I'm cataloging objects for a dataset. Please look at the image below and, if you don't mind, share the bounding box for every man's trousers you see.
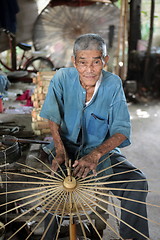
[107,153,149,239]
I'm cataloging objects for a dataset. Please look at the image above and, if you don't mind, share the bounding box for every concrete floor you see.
[122,100,160,240]
[0,82,160,239]
[104,100,160,240]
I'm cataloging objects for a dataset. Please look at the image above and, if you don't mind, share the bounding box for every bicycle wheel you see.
[25,56,54,73]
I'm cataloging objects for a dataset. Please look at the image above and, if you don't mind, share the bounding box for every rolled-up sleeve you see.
[109,100,131,148]
[108,82,131,148]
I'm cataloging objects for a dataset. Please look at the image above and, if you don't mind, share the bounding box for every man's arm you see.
[73,133,126,178]
[48,120,68,173]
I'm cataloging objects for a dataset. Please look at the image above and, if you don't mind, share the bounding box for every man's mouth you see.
[84,75,96,78]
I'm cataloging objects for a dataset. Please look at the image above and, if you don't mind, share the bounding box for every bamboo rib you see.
[97,152,114,166]
[55,192,69,240]
[2,171,61,183]
[79,187,160,226]
[76,153,124,182]
[1,155,159,240]
[7,189,63,240]
[0,178,145,190]
[1,187,63,231]
[110,185,159,193]
[0,185,63,219]
[96,178,149,185]
[30,155,64,180]
[0,163,9,168]
[26,191,67,240]
[79,186,160,208]
[29,155,51,171]
[26,192,66,239]
[48,149,67,179]
[0,185,57,208]
[0,180,61,185]
[110,195,120,228]
[73,191,103,240]
[41,191,67,240]
[78,167,145,184]
[79,185,152,193]
[77,189,150,240]
[72,191,86,239]
[76,189,123,240]
[96,158,127,176]
[16,162,64,181]
[0,184,55,196]
[72,191,92,239]
[69,192,72,216]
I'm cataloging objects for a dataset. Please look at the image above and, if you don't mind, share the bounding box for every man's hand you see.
[72,151,101,178]
[51,151,68,175]
[48,120,68,175]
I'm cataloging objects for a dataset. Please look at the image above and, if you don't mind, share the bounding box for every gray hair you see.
[73,33,107,58]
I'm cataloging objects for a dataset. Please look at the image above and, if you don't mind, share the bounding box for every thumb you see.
[72,160,79,167]
[92,169,97,176]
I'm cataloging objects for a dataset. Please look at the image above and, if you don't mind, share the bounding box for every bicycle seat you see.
[17,43,32,51]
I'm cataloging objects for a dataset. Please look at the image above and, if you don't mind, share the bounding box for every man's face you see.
[72,50,109,87]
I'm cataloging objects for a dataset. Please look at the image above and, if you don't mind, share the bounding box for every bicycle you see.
[0,29,54,77]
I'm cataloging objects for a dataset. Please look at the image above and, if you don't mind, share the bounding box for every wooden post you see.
[115,0,123,76]
[127,0,142,80]
[143,0,155,87]
[121,0,129,80]
[11,35,17,70]
[69,221,77,240]
[115,0,129,80]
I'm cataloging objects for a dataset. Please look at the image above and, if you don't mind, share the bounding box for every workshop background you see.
[0,0,160,239]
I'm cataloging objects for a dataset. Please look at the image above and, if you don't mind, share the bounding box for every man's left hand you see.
[72,152,101,178]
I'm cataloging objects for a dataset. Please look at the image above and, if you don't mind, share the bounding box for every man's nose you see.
[86,64,94,71]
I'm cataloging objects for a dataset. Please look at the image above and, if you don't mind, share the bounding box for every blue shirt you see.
[40,67,131,158]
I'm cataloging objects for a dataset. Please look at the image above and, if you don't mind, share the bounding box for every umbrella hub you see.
[63,176,77,191]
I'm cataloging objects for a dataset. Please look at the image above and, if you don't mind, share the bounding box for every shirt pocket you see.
[87,113,109,139]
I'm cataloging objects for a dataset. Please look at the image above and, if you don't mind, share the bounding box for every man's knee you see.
[133,170,148,191]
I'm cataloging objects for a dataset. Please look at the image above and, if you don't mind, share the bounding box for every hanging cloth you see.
[0,0,19,33]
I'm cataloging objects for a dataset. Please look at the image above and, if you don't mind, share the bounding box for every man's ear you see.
[71,56,76,67]
[103,55,109,65]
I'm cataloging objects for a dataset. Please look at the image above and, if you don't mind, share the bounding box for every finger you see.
[77,166,85,178]
[82,167,90,178]
[92,169,97,176]
[73,165,81,176]
[72,160,79,167]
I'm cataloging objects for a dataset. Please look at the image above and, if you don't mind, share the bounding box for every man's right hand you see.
[51,152,68,175]
[48,120,68,175]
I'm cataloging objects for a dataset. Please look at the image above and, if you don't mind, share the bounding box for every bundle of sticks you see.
[31,71,55,135]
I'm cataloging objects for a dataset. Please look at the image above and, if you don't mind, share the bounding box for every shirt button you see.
[83,91,85,94]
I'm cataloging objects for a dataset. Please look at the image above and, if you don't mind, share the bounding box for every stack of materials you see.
[31,71,55,135]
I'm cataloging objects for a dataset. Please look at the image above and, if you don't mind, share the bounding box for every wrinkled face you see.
[72,50,109,87]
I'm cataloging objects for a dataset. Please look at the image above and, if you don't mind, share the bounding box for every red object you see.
[16,89,33,106]
[0,97,3,113]
[16,89,30,100]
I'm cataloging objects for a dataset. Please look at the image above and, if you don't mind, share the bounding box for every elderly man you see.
[40,33,149,240]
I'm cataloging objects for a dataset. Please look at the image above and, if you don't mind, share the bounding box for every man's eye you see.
[79,61,86,65]
[93,60,101,65]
